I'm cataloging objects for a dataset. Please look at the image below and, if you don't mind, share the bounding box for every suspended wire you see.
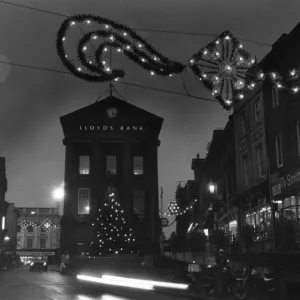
[0,59,217,103]
[0,0,272,47]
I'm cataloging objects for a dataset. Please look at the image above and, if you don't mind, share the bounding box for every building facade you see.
[261,23,300,249]
[2,203,20,254]
[0,157,8,250]
[233,83,271,249]
[205,116,238,241]
[60,96,163,255]
[16,207,60,264]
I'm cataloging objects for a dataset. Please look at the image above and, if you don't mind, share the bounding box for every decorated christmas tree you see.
[91,183,138,255]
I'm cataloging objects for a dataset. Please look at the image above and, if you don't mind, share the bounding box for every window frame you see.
[272,86,279,108]
[40,238,46,249]
[240,112,246,135]
[78,188,91,215]
[79,155,90,175]
[253,96,261,123]
[106,155,117,175]
[132,188,146,217]
[27,238,33,249]
[133,156,144,176]
[256,143,265,178]
[275,134,283,168]
[297,121,300,157]
[242,154,249,186]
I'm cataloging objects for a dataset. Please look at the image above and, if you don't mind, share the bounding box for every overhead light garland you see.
[188,30,260,110]
[19,219,60,230]
[164,199,199,217]
[56,14,185,83]
[56,15,300,111]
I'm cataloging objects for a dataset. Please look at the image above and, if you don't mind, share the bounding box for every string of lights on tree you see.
[56,14,300,111]
[89,186,137,256]
[163,199,199,217]
[20,219,60,230]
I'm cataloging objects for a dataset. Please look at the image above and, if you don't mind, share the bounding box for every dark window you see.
[133,156,144,175]
[79,156,90,175]
[27,226,33,233]
[272,86,279,108]
[133,189,145,215]
[106,155,117,175]
[41,226,46,233]
[40,239,46,249]
[27,239,33,249]
[275,134,283,167]
[240,112,246,135]
[78,188,90,215]
[242,154,249,186]
[17,225,21,232]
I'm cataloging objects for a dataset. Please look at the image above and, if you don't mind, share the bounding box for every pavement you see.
[0,265,214,300]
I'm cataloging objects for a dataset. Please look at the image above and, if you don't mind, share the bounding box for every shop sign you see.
[17,251,55,256]
[79,125,144,132]
[280,169,300,190]
[272,183,282,196]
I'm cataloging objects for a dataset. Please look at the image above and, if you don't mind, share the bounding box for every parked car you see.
[29,259,48,271]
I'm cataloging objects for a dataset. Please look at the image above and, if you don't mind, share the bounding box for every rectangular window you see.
[79,156,90,175]
[17,225,21,232]
[27,226,33,233]
[106,155,117,175]
[240,112,246,135]
[41,226,46,233]
[78,188,90,215]
[297,121,300,157]
[254,97,261,123]
[133,156,144,175]
[133,189,145,215]
[256,144,265,177]
[40,239,46,249]
[27,239,33,249]
[242,154,249,186]
[272,86,279,108]
[275,134,283,167]
[17,239,20,249]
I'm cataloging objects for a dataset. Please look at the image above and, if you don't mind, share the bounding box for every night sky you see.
[1,0,300,237]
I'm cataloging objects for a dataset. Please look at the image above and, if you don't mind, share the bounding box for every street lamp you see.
[208,184,216,194]
[4,236,10,242]
[52,183,65,216]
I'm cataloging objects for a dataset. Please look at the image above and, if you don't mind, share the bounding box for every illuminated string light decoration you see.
[188,30,260,110]
[56,14,185,83]
[90,184,138,256]
[19,219,60,230]
[41,219,54,231]
[20,219,36,230]
[165,199,199,216]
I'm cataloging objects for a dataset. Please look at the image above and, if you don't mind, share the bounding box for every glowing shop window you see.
[79,156,90,175]
[133,156,144,175]
[78,188,90,215]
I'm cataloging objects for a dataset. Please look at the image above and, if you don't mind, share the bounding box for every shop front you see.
[272,169,300,249]
[17,249,59,265]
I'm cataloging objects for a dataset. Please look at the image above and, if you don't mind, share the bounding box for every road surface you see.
[0,266,202,300]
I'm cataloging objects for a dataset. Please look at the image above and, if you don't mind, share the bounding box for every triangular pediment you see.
[60,96,164,139]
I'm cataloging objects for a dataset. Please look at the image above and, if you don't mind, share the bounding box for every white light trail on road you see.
[76,274,153,290]
[102,275,189,290]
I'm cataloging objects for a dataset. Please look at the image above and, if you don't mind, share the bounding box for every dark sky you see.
[1,0,300,237]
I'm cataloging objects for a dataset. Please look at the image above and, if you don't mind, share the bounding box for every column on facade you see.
[148,141,160,243]
[122,143,132,216]
[91,141,102,213]
[63,140,76,217]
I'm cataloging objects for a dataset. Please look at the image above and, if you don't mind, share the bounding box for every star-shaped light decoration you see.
[189,31,260,110]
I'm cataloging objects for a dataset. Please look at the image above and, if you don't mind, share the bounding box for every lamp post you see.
[52,183,65,216]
